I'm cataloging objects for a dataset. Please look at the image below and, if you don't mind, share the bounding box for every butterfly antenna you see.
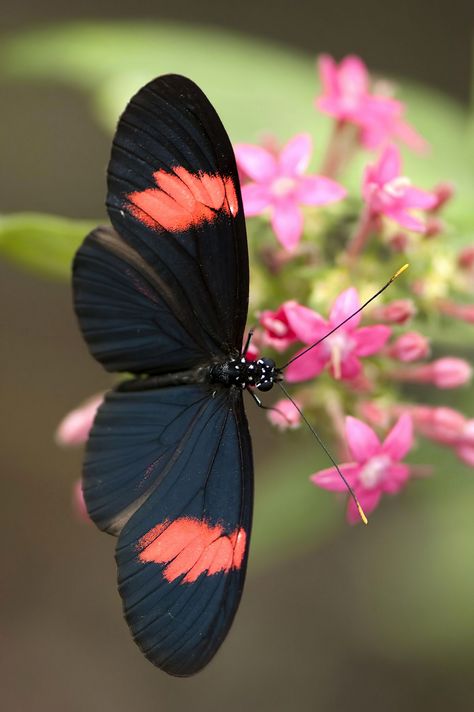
[280,264,409,370]
[242,328,255,358]
[277,382,368,525]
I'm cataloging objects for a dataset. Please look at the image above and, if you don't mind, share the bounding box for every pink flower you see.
[234,133,346,252]
[55,393,104,446]
[285,288,391,382]
[388,331,430,362]
[259,300,320,352]
[311,414,413,523]
[372,299,416,325]
[267,398,302,430]
[363,145,437,233]
[393,357,472,389]
[316,54,425,151]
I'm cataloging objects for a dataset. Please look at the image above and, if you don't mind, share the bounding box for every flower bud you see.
[410,405,465,444]
[424,216,444,238]
[388,232,410,252]
[455,419,474,466]
[430,182,454,212]
[456,444,474,467]
[388,331,430,362]
[259,302,299,352]
[395,358,472,389]
[55,394,104,446]
[431,358,472,388]
[358,401,391,429]
[372,299,416,324]
[458,245,474,271]
[438,299,474,325]
[267,398,302,430]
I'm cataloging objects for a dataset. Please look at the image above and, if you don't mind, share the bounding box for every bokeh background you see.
[1,2,474,711]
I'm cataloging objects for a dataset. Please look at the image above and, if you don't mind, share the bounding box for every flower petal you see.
[395,120,428,153]
[279,133,312,176]
[234,143,277,182]
[382,464,410,493]
[384,207,426,233]
[296,175,347,206]
[376,145,401,184]
[382,413,413,461]
[329,287,361,329]
[347,489,381,524]
[353,325,391,356]
[271,200,304,252]
[285,348,328,383]
[403,186,437,210]
[283,303,328,344]
[311,463,360,492]
[339,354,362,380]
[346,416,381,463]
[241,183,272,215]
[318,54,338,96]
[339,55,369,96]
[55,394,104,446]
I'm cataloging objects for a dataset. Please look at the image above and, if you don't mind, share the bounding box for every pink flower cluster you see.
[59,53,474,529]
[316,54,425,152]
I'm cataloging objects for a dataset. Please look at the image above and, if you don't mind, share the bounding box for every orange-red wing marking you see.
[138,517,247,583]
[126,167,239,233]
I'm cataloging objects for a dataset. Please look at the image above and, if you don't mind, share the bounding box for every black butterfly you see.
[73,75,283,677]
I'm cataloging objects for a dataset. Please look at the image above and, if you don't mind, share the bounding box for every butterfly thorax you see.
[209,357,280,392]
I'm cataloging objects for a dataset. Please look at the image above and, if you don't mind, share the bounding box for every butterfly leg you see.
[247,388,292,426]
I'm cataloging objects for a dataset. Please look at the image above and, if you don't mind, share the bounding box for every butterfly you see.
[73,74,283,677]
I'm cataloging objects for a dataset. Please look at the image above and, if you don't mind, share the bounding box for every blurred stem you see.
[346,205,376,262]
[320,120,359,179]
[325,393,349,459]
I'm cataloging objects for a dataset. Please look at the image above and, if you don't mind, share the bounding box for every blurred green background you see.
[1,2,474,711]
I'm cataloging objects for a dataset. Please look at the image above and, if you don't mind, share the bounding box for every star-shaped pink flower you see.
[234,133,346,252]
[285,288,391,382]
[311,413,413,523]
[363,145,437,232]
[316,54,426,152]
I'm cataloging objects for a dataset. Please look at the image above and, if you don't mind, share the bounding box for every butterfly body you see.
[73,74,265,676]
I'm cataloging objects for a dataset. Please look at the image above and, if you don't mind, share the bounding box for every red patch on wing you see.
[137,517,247,583]
[126,167,238,232]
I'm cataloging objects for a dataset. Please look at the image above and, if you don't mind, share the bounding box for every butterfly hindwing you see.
[83,383,253,675]
[73,226,215,374]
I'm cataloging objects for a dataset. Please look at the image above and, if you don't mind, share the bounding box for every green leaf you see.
[0,213,95,279]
